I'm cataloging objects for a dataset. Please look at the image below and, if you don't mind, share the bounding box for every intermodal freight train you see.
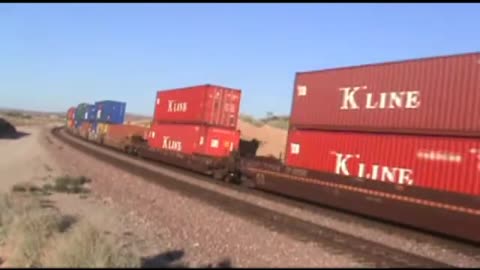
[64,52,480,244]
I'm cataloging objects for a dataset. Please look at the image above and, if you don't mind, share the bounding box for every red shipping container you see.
[285,129,480,196]
[67,119,74,129]
[67,107,76,120]
[153,84,241,129]
[147,123,240,158]
[291,52,480,136]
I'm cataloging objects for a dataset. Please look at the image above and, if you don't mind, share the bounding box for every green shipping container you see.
[74,103,91,122]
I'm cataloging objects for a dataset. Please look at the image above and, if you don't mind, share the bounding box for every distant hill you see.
[0,108,64,118]
[124,113,151,121]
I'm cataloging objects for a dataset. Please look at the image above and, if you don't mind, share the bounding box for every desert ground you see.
[1,112,343,268]
[1,111,479,268]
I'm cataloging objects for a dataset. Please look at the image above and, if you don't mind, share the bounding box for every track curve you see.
[51,126,459,268]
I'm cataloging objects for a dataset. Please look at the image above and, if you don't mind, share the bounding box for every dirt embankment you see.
[237,119,288,159]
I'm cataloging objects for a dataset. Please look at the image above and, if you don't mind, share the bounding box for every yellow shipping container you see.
[96,123,110,137]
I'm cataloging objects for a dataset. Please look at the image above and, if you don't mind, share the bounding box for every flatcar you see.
[63,53,480,244]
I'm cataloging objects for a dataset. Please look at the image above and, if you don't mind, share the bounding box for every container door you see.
[228,91,240,128]
[212,87,222,126]
[217,88,226,127]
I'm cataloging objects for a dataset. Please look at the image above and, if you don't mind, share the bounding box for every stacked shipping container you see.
[95,100,126,124]
[73,103,97,136]
[148,84,242,158]
[71,100,129,140]
[74,103,90,127]
[286,129,480,195]
[85,105,97,122]
[148,123,240,157]
[153,84,241,128]
[66,107,76,129]
[286,52,480,196]
[92,100,137,142]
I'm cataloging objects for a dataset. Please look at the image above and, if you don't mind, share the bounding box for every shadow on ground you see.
[141,250,232,268]
[0,131,30,140]
[0,117,30,140]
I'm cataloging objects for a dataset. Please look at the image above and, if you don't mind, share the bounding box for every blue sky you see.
[1,3,479,118]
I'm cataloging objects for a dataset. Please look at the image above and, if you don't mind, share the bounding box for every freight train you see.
[64,52,480,244]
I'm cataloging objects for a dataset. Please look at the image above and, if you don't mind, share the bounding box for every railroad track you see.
[51,126,455,268]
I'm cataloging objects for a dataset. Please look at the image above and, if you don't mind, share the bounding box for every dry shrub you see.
[2,187,139,268]
[3,194,64,267]
[0,194,15,243]
[44,221,141,268]
[239,114,264,127]
[11,182,42,194]
[8,210,63,267]
[0,193,43,242]
[47,176,91,194]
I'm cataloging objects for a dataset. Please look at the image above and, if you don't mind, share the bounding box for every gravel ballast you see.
[45,127,480,267]
[44,129,364,267]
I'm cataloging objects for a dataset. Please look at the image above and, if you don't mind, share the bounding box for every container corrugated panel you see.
[67,119,74,128]
[285,129,480,196]
[91,122,98,134]
[291,52,480,136]
[95,100,126,124]
[74,120,83,129]
[96,123,109,137]
[75,103,91,121]
[66,107,76,120]
[85,105,97,122]
[147,123,240,158]
[105,124,148,142]
[79,122,92,138]
[153,84,241,129]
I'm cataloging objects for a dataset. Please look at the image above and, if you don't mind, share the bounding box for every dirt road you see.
[0,125,155,267]
[0,125,61,193]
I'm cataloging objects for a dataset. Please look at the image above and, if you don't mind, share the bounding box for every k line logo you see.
[331,151,414,185]
[162,136,182,151]
[167,100,188,112]
[339,85,421,110]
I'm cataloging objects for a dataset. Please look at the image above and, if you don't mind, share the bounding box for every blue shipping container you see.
[85,105,97,122]
[94,100,126,124]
